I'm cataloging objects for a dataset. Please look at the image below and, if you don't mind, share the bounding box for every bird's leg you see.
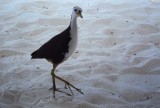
[49,65,71,97]
[50,67,56,98]
[54,74,84,95]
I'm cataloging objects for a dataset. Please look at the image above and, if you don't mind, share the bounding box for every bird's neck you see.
[70,14,77,32]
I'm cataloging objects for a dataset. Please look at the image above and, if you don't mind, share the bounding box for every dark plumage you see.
[31,26,71,64]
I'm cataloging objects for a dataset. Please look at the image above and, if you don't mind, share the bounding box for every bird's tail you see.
[31,51,37,59]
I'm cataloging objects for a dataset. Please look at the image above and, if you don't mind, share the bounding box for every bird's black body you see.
[31,26,71,64]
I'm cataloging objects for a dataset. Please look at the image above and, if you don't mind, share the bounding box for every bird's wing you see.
[31,26,71,60]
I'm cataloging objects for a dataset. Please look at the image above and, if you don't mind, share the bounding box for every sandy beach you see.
[0,0,160,108]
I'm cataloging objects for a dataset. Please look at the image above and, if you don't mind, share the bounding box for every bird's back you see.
[31,26,71,64]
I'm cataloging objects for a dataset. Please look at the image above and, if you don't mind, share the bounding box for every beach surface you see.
[0,0,160,108]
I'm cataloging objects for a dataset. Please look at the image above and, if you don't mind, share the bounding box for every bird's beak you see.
[78,12,83,18]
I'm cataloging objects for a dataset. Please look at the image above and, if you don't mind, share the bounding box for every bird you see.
[31,6,84,98]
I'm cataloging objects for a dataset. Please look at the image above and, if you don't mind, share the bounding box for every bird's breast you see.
[64,28,78,60]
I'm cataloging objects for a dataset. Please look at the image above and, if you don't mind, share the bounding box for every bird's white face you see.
[72,6,83,18]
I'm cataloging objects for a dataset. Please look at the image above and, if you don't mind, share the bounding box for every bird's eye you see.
[74,9,77,12]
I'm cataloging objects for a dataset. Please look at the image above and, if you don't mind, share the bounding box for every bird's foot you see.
[54,75,84,96]
[49,87,72,97]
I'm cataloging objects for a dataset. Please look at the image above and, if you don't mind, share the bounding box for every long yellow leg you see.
[51,66,56,98]
[54,74,84,95]
[50,65,72,98]
[49,64,84,98]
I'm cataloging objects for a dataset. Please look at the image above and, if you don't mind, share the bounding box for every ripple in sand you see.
[0,49,24,58]
[135,24,160,35]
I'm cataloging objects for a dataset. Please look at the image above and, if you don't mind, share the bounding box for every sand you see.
[0,0,160,108]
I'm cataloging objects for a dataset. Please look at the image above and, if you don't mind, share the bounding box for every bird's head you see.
[72,6,83,18]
